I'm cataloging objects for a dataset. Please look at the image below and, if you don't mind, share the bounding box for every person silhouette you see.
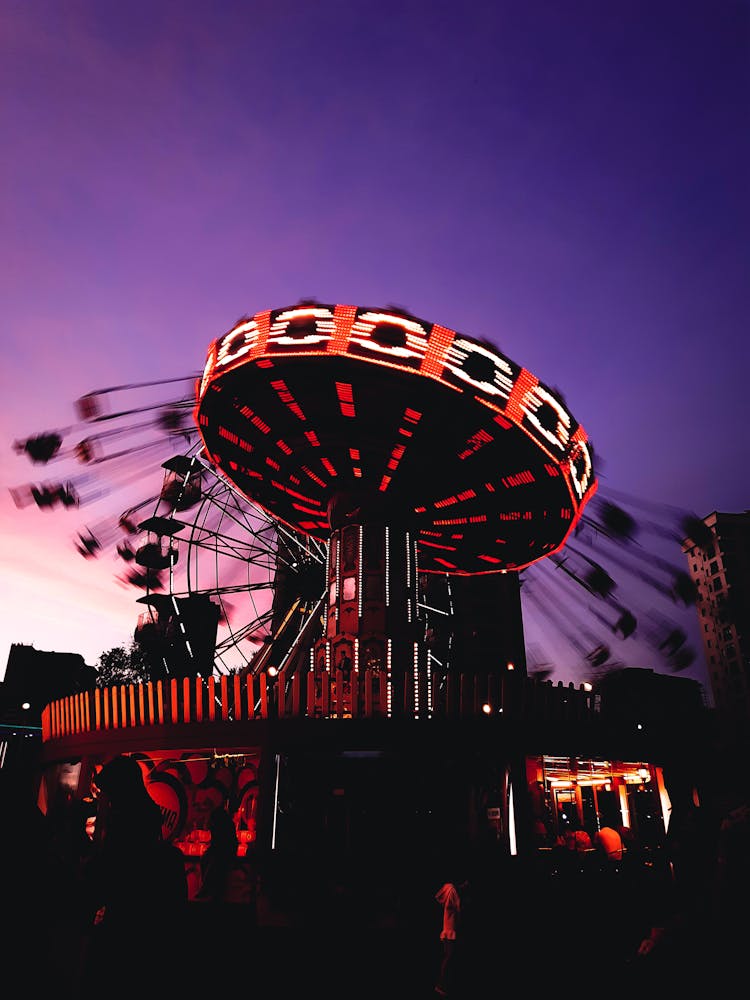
[0,764,65,994]
[78,755,187,998]
[434,873,469,996]
[195,805,239,903]
[594,824,624,863]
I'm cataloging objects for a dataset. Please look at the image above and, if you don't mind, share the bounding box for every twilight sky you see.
[1,1,747,699]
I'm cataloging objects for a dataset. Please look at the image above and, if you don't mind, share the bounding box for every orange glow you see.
[271,379,307,421]
[290,500,322,516]
[501,470,535,488]
[270,483,320,504]
[336,381,356,417]
[253,310,272,358]
[239,406,271,434]
[505,367,538,424]
[328,303,358,352]
[301,466,326,487]
[420,321,454,377]
[458,428,493,459]
[229,461,263,480]
[198,340,218,399]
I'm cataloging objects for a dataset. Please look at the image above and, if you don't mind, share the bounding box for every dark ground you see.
[176,855,728,1000]
[20,846,732,1000]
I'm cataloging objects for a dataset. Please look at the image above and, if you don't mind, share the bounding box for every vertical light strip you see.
[358,525,364,619]
[446,573,455,669]
[322,543,330,631]
[618,782,631,830]
[508,778,517,856]
[413,642,420,716]
[426,649,433,718]
[386,637,393,717]
[656,766,672,834]
[385,526,390,606]
[335,534,342,626]
[354,636,359,670]
[171,593,195,663]
[405,530,412,622]
[271,753,281,850]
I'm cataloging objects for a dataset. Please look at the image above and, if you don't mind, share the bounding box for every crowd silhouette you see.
[1,739,749,998]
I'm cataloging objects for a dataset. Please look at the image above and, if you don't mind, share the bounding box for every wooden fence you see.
[41,668,596,741]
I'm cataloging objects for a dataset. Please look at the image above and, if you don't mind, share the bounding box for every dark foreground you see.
[26,853,736,1000]
[163,857,732,999]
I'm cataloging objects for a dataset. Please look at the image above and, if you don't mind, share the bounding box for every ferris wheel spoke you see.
[201,507,280,558]
[185,531,277,569]
[217,608,275,652]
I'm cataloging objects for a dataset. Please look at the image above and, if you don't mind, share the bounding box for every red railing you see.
[41,669,596,741]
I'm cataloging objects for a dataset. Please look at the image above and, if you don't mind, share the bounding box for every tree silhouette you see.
[96,643,151,687]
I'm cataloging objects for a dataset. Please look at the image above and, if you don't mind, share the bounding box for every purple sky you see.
[1,1,747,698]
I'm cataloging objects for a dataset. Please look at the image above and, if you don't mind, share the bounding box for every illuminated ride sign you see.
[194,303,597,574]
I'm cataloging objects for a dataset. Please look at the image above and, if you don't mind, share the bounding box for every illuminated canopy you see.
[195,303,597,574]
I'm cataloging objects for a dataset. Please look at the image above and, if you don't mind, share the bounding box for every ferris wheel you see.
[124,447,329,677]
